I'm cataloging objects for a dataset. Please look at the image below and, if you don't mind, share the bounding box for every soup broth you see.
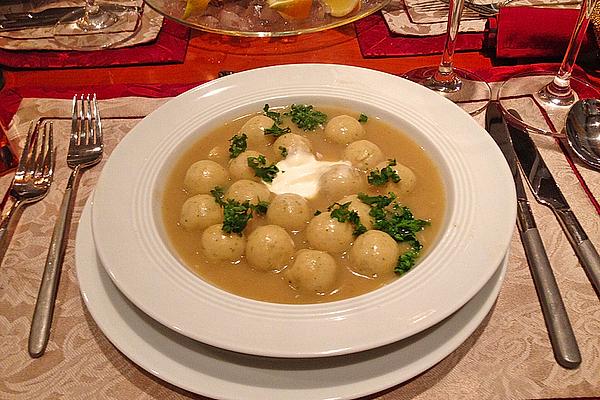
[162,105,445,304]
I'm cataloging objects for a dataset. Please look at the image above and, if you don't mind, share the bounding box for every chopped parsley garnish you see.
[358,113,368,123]
[314,210,322,216]
[327,202,367,236]
[367,159,401,186]
[264,123,291,137]
[228,133,248,159]
[263,104,283,125]
[210,186,269,234]
[279,146,288,158]
[284,104,327,131]
[247,155,279,183]
[357,192,430,274]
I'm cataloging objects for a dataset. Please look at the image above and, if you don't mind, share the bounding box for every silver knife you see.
[508,109,600,297]
[486,103,581,369]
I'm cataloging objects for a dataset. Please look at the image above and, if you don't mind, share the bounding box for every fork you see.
[0,121,54,265]
[29,94,103,358]
[412,0,482,17]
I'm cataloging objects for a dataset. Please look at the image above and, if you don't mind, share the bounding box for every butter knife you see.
[508,109,600,296]
[486,103,581,369]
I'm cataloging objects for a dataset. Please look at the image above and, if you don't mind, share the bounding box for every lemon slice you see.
[322,0,360,17]
[267,0,313,20]
[183,0,210,18]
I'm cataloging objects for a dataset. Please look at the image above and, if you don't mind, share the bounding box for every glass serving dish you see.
[144,0,390,36]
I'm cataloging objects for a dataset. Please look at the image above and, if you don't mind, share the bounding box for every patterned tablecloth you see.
[0,90,599,399]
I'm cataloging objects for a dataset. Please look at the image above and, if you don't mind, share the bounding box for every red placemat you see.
[0,19,190,69]
[355,12,490,58]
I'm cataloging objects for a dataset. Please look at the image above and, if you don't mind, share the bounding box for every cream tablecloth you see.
[0,94,599,399]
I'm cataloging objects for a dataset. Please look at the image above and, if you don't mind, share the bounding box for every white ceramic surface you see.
[91,64,516,357]
[77,200,508,400]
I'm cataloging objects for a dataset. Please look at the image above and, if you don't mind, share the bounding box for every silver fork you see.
[412,0,482,17]
[0,122,54,265]
[29,94,103,358]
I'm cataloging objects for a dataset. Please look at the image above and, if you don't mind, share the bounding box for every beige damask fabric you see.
[0,1,163,51]
[384,0,580,36]
[0,94,599,399]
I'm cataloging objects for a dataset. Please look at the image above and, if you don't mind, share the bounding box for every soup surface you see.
[162,104,445,304]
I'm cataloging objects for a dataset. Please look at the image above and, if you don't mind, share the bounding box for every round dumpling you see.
[183,160,229,195]
[343,140,384,170]
[306,212,354,253]
[372,161,417,195]
[238,115,276,149]
[207,145,227,163]
[273,133,313,160]
[225,179,271,204]
[229,150,267,182]
[349,230,400,277]
[319,164,365,202]
[179,194,223,231]
[337,194,373,230]
[201,224,246,262]
[246,225,295,271]
[324,115,366,144]
[284,249,338,293]
[266,193,311,231]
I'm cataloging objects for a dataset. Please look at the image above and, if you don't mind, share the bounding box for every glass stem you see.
[434,0,465,84]
[545,0,598,99]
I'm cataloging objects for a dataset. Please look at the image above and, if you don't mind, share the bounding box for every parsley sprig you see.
[247,155,279,183]
[368,159,401,186]
[327,202,368,236]
[357,192,430,274]
[210,187,269,234]
[228,133,247,159]
[263,104,283,125]
[358,113,368,123]
[279,146,288,158]
[284,104,327,131]
[264,123,291,137]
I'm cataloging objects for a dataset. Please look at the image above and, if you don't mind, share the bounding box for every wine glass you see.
[53,0,143,51]
[403,0,491,115]
[497,0,600,135]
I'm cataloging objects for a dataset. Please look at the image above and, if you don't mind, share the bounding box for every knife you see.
[0,7,81,21]
[0,7,81,31]
[486,103,581,369]
[507,109,600,297]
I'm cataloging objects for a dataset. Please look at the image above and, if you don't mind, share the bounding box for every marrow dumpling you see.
[201,224,246,262]
[246,225,295,271]
[273,133,313,160]
[179,194,223,231]
[319,164,365,202]
[343,140,384,170]
[225,179,271,204]
[324,115,366,144]
[284,249,338,293]
[183,160,229,195]
[229,150,267,182]
[266,193,311,231]
[238,115,276,149]
[371,160,417,195]
[306,212,354,253]
[349,230,400,277]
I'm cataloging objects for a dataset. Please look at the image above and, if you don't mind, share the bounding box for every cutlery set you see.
[0,94,103,358]
[485,102,600,369]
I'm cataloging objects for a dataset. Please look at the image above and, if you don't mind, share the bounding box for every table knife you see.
[0,7,81,21]
[507,109,600,297]
[486,103,581,369]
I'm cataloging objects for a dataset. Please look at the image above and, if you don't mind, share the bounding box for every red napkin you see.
[355,13,489,58]
[0,19,190,69]
[495,6,596,59]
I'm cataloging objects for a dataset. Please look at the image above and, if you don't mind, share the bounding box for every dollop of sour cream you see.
[266,151,350,198]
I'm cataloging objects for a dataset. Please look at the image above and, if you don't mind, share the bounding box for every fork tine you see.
[25,122,41,180]
[43,123,54,179]
[16,122,36,175]
[85,94,93,145]
[92,94,102,146]
[33,122,47,179]
[79,94,86,144]
[70,95,78,149]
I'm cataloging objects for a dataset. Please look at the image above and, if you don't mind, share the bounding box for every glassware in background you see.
[497,0,600,136]
[53,0,143,51]
[402,0,491,115]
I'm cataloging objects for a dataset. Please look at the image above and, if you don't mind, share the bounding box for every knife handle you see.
[519,226,581,369]
[554,208,600,295]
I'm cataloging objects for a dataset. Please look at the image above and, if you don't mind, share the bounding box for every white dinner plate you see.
[91,64,516,357]
[77,200,508,400]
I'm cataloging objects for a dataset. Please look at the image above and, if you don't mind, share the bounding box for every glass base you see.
[53,4,142,51]
[402,66,491,115]
[497,70,600,136]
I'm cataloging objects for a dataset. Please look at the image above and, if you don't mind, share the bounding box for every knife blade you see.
[486,103,581,369]
[0,7,81,21]
[0,7,81,31]
[507,109,600,297]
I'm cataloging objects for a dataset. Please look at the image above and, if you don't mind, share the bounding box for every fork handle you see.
[29,166,80,358]
[0,199,24,266]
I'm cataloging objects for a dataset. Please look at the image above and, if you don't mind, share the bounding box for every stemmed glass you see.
[53,0,143,51]
[497,0,600,135]
[403,0,491,115]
